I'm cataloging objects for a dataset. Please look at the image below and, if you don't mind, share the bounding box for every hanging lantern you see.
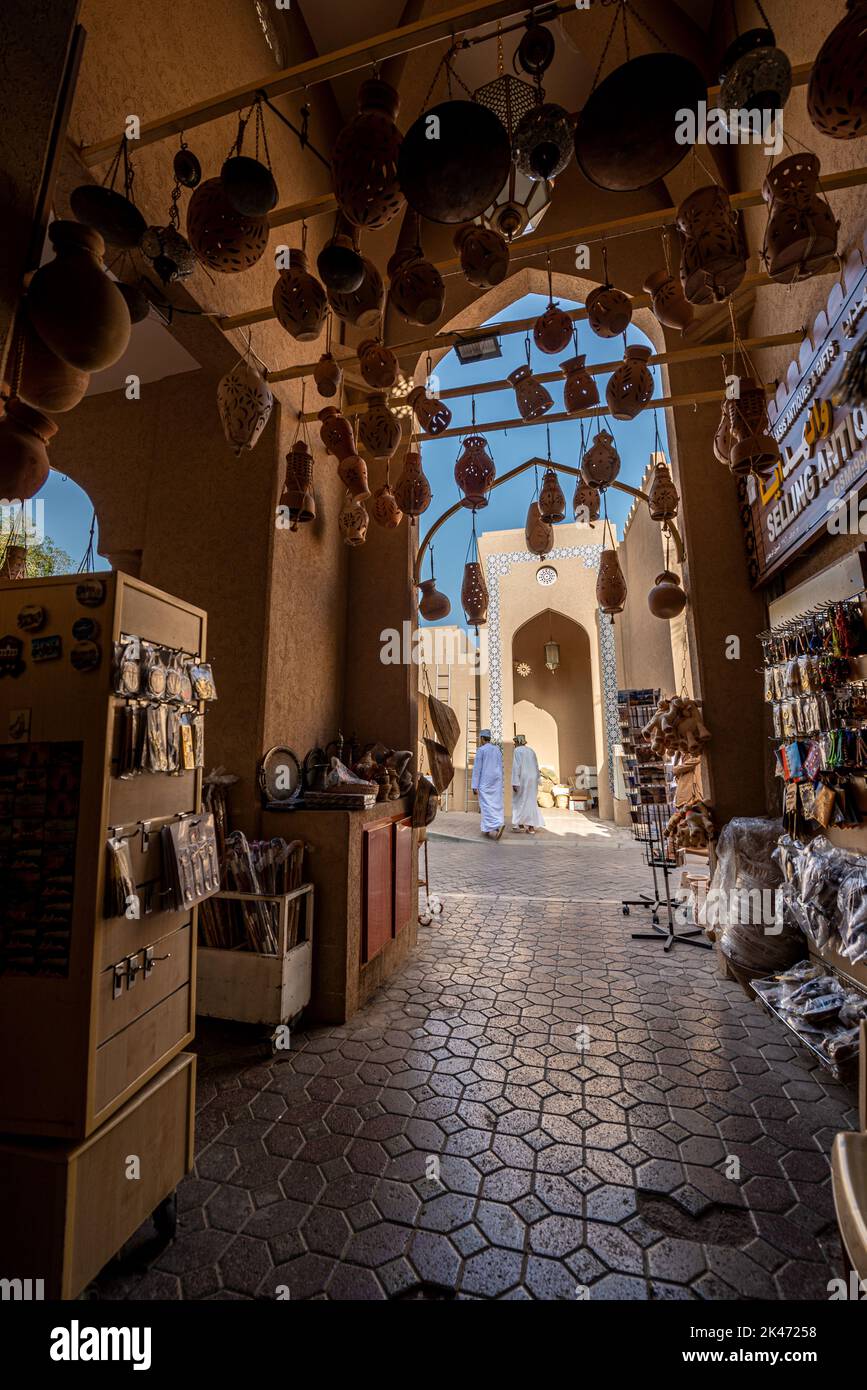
[272,248,327,342]
[581,430,621,489]
[474,74,553,239]
[544,639,560,674]
[332,78,405,229]
[337,453,370,500]
[313,352,342,399]
[217,356,273,455]
[338,491,369,547]
[461,560,489,626]
[514,103,574,181]
[761,153,838,284]
[534,303,573,355]
[648,570,687,620]
[597,547,627,617]
[358,393,402,459]
[140,224,196,284]
[408,385,452,436]
[357,338,399,390]
[317,232,365,293]
[643,268,695,335]
[387,246,445,326]
[279,441,316,530]
[677,185,747,305]
[318,404,356,461]
[398,98,512,224]
[718,28,792,132]
[393,448,432,518]
[0,399,56,500]
[371,471,403,529]
[525,500,554,556]
[647,457,680,522]
[538,467,566,524]
[808,2,867,140]
[453,224,510,288]
[419,576,451,621]
[573,478,601,524]
[187,177,269,273]
[327,254,384,327]
[221,156,277,218]
[606,345,654,422]
[725,377,780,478]
[586,269,632,339]
[561,355,599,414]
[455,434,496,508]
[508,364,553,421]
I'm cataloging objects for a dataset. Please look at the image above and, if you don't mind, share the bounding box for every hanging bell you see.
[596,548,627,617]
[606,345,654,422]
[332,78,405,229]
[217,357,273,455]
[561,355,599,413]
[418,577,451,620]
[453,224,510,289]
[338,492,369,547]
[586,283,632,338]
[525,501,554,557]
[581,431,621,488]
[317,233,365,293]
[313,352,343,398]
[387,248,445,326]
[393,449,432,518]
[358,338,399,390]
[513,103,574,181]
[272,249,327,342]
[573,479,601,525]
[508,364,553,421]
[648,570,687,620]
[358,393,402,459]
[221,154,278,217]
[279,441,316,530]
[533,303,573,355]
[538,467,566,524]
[408,385,452,436]
[647,457,680,522]
[371,479,403,529]
[461,560,489,625]
[454,434,496,509]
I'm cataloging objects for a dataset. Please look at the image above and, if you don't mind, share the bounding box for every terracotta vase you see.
[408,385,452,436]
[560,355,599,414]
[337,454,369,499]
[573,479,601,524]
[454,434,496,509]
[538,467,566,524]
[508,364,553,421]
[272,249,327,341]
[581,430,621,488]
[606,344,654,421]
[338,492,369,547]
[279,441,316,530]
[313,352,342,398]
[647,458,679,522]
[0,544,27,579]
[525,501,554,556]
[418,578,451,620]
[317,234,365,293]
[19,320,89,413]
[533,303,573,355]
[725,377,780,478]
[453,224,510,289]
[327,255,384,327]
[371,480,403,529]
[217,358,273,454]
[187,177,269,272]
[643,268,695,335]
[808,1,867,140]
[332,78,405,229]
[713,403,733,465]
[762,153,838,283]
[677,185,747,305]
[393,449,432,517]
[27,221,131,372]
[358,338,399,390]
[586,283,632,338]
[461,560,488,625]
[387,248,445,326]
[648,569,687,619]
[0,399,56,499]
[358,393,402,459]
[318,404,356,461]
[596,548,627,616]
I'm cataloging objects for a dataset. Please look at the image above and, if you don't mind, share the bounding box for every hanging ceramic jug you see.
[398,99,512,224]
[313,352,342,398]
[581,431,621,488]
[27,221,131,372]
[0,399,56,499]
[393,449,432,517]
[508,364,553,421]
[573,478,601,524]
[453,224,510,289]
[525,500,554,556]
[643,269,695,335]
[358,338,399,390]
[318,404,356,461]
[187,177,269,272]
[327,254,385,327]
[586,283,632,338]
[318,233,365,293]
[461,560,489,625]
[676,185,747,305]
[648,570,687,620]
[217,357,273,454]
[713,403,733,465]
[561,355,599,414]
[338,492,369,547]
[538,467,566,524]
[533,303,573,355]
[19,320,90,413]
[279,441,316,530]
[332,79,405,228]
[418,577,451,620]
[725,378,780,478]
[337,453,369,500]
[358,393,402,459]
[272,249,327,341]
[647,457,679,522]
[387,248,445,326]
[596,548,627,616]
[371,477,403,529]
[808,2,867,139]
[0,544,27,579]
[408,385,452,435]
[761,153,838,283]
[454,434,496,509]
[606,344,654,421]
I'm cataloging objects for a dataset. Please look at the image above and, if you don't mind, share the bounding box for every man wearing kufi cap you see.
[471,730,504,840]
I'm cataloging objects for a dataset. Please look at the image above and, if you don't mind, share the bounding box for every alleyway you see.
[92,819,855,1301]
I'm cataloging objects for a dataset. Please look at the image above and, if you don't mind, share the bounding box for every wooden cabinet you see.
[362,814,414,962]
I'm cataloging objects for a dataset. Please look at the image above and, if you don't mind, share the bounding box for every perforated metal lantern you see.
[718,28,792,130]
[513,102,574,181]
[474,74,553,240]
[332,78,405,228]
[272,249,327,342]
[140,225,196,284]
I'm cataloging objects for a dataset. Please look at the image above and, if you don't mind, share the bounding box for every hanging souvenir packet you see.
[144,703,168,773]
[190,662,217,701]
[141,642,167,699]
[105,834,136,918]
[113,636,141,696]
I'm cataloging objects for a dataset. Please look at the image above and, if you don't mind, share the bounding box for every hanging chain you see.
[546,422,552,461]
[680,629,689,698]
[546,251,554,306]
[601,240,610,289]
[471,393,477,428]
[301,219,308,254]
[753,0,772,30]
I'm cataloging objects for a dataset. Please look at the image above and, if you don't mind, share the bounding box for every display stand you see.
[197,884,314,1036]
[627,802,712,953]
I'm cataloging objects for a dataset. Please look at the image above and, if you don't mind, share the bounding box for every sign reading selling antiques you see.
[740,255,867,586]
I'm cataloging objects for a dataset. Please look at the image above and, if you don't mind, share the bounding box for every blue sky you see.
[419,291,664,629]
[36,470,107,571]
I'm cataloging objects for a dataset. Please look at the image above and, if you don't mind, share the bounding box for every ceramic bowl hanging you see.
[761,153,838,284]
[508,364,553,421]
[221,154,278,217]
[453,224,510,289]
[358,393,401,459]
[648,570,686,620]
[605,345,654,422]
[140,224,197,284]
[327,254,384,327]
[525,500,554,556]
[561,355,599,413]
[317,233,365,293]
[586,283,632,339]
[279,440,315,529]
[70,184,147,249]
[718,29,792,129]
[408,385,452,436]
[533,303,573,355]
[217,357,273,455]
[358,338,399,390]
[573,478,601,524]
[461,560,489,625]
[272,249,327,341]
[647,458,679,522]
[173,145,202,189]
[455,434,496,508]
[398,99,512,224]
[339,492,369,547]
[643,269,695,335]
[394,449,432,517]
[676,185,747,305]
[187,177,269,273]
[0,398,56,500]
[387,248,445,326]
[371,479,403,529]
[313,352,342,398]
[538,468,566,524]
[513,102,574,181]
[418,577,451,620]
[19,321,89,413]
[27,221,131,372]
[596,548,627,616]
[808,1,867,139]
[333,79,405,229]
[581,431,621,489]
[318,404,356,461]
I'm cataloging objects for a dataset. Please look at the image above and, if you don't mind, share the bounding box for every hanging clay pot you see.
[643,269,695,336]
[387,248,445,326]
[453,224,510,289]
[217,357,273,455]
[358,338,399,390]
[713,403,733,466]
[187,177,269,273]
[272,249,327,342]
[358,393,402,459]
[525,501,554,557]
[455,434,496,509]
[337,454,369,500]
[606,344,654,422]
[0,399,56,499]
[725,378,780,478]
[0,544,27,579]
[808,2,867,140]
[586,283,632,339]
[418,577,451,621]
[461,560,489,625]
[648,570,687,620]
[596,548,627,617]
[318,404,356,461]
[313,352,342,398]
[27,221,131,372]
[761,153,838,284]
[398,99,512,224]
[279,441,316,530]
[676,185,747,306]
[647,458,680,522]
[560,355,599,414]
[538,467,566,524]
[339,491,369,546]
[221,154,278,218]
[573,479,601,524]
[333,79,405,229]
[508,364,553,421]
[327,254,384,327]
[393,449,432,518]
[408,385,452,436]
[533,303,573,355]
[581,430,621,488]
[69,184,146,249]
[317,233,365,293]
[371,479,403,529]
[19,320,89,413]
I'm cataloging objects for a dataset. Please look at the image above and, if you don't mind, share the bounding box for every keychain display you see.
[105,833,136,918]
[112,636,214,778]
[161,812,221,911]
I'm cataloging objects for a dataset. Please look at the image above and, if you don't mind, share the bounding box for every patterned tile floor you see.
[91,828,857,1301]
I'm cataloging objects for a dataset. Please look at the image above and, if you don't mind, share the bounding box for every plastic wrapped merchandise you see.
[704,816,800,972]
[798,835,862,951]
[837,863,867,965]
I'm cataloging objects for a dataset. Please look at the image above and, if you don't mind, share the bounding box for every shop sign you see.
[741,260,867,585]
